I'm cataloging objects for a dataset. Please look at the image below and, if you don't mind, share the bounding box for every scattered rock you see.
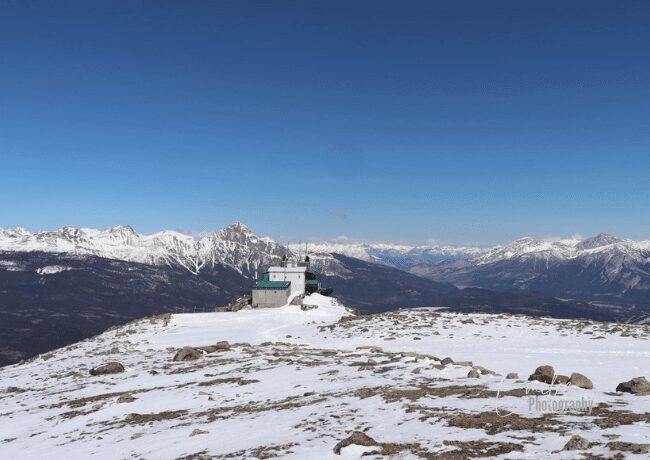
[301,304,318,311]
[455,361,473,367]
[89,362,124,376]
[117,395,136,403]
[506,373,519,379]
[528,365,555,384]
[616,377,650,395]
[607,441,650,454]
[467,369,480,378]
[173,347,202,361]
[569,372,593,389]
[562,435,591,451]
[333,431,379,455]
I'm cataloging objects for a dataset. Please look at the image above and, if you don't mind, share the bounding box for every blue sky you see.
[1,1,649,245]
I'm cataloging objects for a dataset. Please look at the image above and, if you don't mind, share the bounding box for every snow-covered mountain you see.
[0,222,288,277]
[413,233,650,308]
[2,297,650,458]
[290,241,484,270]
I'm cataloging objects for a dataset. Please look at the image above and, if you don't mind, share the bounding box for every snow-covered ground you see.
[1,294,650,458]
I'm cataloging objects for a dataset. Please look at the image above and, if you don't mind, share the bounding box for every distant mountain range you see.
[409,233,650,312]
[301,234,650,312]
[0,223,646,366]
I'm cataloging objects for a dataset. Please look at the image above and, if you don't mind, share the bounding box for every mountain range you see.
[0,223,646,366]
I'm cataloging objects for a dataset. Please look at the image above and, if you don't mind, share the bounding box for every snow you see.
[35,265,73,275]
[1,296,650,458]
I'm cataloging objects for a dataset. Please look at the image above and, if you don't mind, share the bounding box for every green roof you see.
[253,280,291,290]
[305,279,319,285]
[307,266,322,275]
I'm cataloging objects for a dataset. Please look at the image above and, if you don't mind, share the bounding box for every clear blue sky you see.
[1,1,649,245]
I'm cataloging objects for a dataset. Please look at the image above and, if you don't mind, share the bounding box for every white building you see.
[251,256,323,307]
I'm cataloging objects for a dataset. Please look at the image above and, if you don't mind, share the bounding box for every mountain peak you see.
[224,221,253,234]
[577,233,621,250]
[108,224,137,234]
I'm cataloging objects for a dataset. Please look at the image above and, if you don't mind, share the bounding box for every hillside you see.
[2,294,650,458]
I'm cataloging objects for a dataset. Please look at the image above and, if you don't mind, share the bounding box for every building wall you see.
[268,268,306,295]
[252,288,290,308]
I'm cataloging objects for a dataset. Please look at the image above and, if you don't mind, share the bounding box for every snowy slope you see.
[2,295,650,458]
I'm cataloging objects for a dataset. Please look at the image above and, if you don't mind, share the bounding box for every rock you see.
[562,435,591,451]
[528,365,555,384]
[555,374,569,385]
[89,362,124,376]
[607,441,650,454]
[475,365,500,376]
[117,395,136,403]
[201,341,231,353]
[189,429,209,437]
[467,369,480,378]
[616,377,650,395]
[366,359,377,366]
[569,372,593,389]
[214,340,230,351]
[370,346,383,353]
[506,372,519,379]
[333,431,379,455]
[441,357,454,365]
[173,347,202,361]
[290,296,303,306]
[455,361,473,367]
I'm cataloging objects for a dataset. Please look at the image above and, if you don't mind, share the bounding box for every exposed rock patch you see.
[89,362,124,376]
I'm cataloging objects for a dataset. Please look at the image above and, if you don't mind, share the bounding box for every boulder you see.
[441,357,454,365]
[506,372,519,379]
[173,347,201,362]
[333,431,379,455]
[616,377,650,395]
[214,340,231,351]
[555,374,570,385]
[563,435,591,451]
[89,362,124,376]
[569,372,593,389]
[467,369,480,378]
[475,365,500,376]
[117,395,137,403]
[528,365,555,384]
